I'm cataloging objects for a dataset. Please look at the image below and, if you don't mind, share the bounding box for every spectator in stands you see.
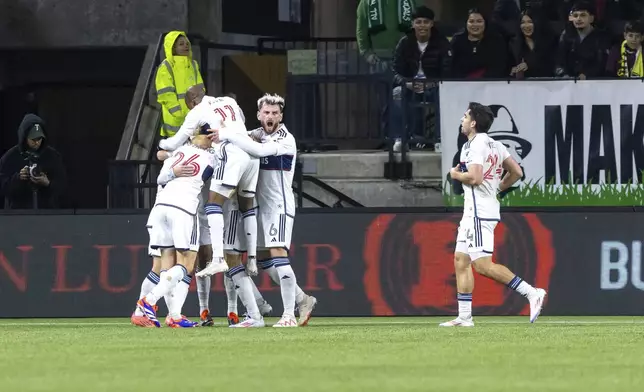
[156,31,205,138]
[555,2,610,79]
[510,9,557,78]
[356,0,416,72]
[391,5,450,152]
[450,9,510,79]
[0,114,66,209]
[606,20,644,77]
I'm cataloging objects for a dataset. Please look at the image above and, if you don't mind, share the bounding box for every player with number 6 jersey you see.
[440,102,546,328]
[212,93,318,328]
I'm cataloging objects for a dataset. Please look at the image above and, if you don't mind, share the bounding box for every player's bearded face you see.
[258,104,283,134]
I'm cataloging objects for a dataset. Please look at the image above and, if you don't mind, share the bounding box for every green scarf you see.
[367,0,414,34]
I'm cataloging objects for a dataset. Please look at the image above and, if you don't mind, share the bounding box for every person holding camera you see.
[0,114,66,209]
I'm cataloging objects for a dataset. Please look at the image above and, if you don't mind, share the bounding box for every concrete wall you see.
[0,0,188,47]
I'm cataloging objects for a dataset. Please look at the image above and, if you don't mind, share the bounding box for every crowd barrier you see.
[1,208,642,318]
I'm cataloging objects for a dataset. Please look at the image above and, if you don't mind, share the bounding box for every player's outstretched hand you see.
[173,165,193,177]
[207,129,220,143]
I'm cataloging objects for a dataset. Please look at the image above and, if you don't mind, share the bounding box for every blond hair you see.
[257,93,285,112]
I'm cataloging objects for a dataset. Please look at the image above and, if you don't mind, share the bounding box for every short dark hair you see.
[468,102,494,133]
[570,2,594,15]
[412,6,434,21]
[625,21,644,34]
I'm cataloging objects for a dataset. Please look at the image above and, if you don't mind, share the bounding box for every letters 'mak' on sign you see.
[439,80,644,206]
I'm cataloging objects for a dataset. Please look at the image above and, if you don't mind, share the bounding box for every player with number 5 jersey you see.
[440,102,546,328]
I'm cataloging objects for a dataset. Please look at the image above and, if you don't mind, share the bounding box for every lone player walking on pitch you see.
[440,102,546,327]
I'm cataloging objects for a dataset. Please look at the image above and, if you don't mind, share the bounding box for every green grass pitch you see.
[0,316,642,391]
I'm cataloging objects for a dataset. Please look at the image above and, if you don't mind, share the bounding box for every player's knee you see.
[268,247,288,258]
[151,257,162,274]
[177,250,198,272]
[207,191,227,205]
[454,253,470,271]
[237,195,255,212]
[224,252,242,267]
[472,256,493,276]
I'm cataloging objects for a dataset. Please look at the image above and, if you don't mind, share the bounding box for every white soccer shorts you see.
[148,205,199,252]
[210,142,259,198]
[258,212,294,250]
[454,215,498,261]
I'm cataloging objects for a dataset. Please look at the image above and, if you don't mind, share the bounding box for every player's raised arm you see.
[215,129,291,158]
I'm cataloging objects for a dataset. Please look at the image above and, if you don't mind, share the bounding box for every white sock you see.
[145,265,187,305]
[196,274,211,314]
[135,271,159,316]
[242,208,258,258]
[273,257,297,317]
[224,273,238,314]
[259,258,305,304]
[205,203,224,258]
[249,277,266,306]
[507,276,536,298]
[168,275,192,319]
[229,265,261,320]
[457,292,472,319]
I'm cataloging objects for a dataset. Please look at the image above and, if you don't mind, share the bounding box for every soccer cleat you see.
[166,315,198,328]
[246,256,258,277]
[200,309,214,327]
[136,298,161,328]
[230,315,265,328]
[439,317,475,327]
[529,288,547,323]
[273,315,298,328]
[131,313,157,328]
[195,258,229,277]
[297,295,317,326]
[227,312,240,326]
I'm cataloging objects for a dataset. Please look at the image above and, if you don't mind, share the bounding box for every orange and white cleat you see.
[200,309,214,327]
[227,312,239,326]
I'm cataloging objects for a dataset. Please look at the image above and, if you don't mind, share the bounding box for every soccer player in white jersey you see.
[167,86,264,327]
[440,102,547,327]
[210,93,317,327]
[136,135,215,328]
[131,150,198,327]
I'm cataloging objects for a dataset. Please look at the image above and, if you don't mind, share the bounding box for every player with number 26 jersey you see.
[154,143,215,215]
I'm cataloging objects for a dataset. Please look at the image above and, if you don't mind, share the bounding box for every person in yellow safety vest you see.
[156,31,205,137]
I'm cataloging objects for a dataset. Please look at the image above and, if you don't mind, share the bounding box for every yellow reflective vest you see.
[155,31,205,137]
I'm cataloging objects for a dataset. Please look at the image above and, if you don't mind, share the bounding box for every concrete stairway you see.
[298,150,446,207]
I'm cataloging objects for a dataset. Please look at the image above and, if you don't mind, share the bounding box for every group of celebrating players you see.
[128,84,547,328]
[130,87,317,328]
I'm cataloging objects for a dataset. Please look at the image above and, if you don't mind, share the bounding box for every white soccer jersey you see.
[255,125,296,216]
[460,134,510,221]
[154,144,215,214]
[158,95,246,152]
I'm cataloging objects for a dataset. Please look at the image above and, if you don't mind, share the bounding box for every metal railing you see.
[106,159,362,210]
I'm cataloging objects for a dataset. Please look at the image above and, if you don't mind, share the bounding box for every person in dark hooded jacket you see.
[0,114,66,209]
